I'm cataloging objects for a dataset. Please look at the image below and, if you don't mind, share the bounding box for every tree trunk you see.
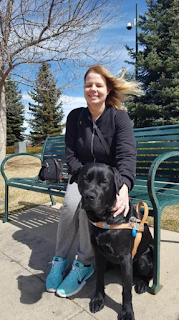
[0,84,7,164]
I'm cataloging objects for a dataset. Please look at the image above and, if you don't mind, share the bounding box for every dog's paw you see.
[89,292,105,313]
[135,279,149,294]
[118,309,135,320]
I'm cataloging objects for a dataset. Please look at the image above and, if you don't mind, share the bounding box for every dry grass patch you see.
[0,155,179,232]
[148,207,179,233]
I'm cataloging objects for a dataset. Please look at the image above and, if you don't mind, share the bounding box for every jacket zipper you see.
[91,122,96,162]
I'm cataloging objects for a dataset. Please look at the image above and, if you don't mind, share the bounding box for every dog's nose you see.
[84,192,95,201]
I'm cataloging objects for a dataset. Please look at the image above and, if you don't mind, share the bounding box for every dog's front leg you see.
[89,249,107,313]
[119,254,135,320]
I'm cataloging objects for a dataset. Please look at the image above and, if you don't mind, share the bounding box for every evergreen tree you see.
[126,0,179,127]
[28,63,64,144]
[5,78,25,146]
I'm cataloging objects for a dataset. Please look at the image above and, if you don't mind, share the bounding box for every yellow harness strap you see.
[132,201,149,258]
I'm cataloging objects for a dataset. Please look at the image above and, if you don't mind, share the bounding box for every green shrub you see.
[27,146,43,154]
[6,145,14,154]
[6,145,43,155]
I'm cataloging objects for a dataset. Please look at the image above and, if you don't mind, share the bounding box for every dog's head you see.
[70,163,124,221]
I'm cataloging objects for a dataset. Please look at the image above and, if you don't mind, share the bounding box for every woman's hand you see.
[111,184,129,217]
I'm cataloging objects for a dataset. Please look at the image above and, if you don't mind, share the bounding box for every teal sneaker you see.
[46,256,68,293]
[56,259,94,297]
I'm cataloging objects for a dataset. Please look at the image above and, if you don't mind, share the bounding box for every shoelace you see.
[49,260,62,275]
[66,265,82,281]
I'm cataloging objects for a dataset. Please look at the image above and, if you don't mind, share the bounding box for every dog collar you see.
[89,218,143,231]
[89,201,149,259]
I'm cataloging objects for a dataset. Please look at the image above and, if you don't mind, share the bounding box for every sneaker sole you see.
[56,269,94,298]
[46,288,56,293]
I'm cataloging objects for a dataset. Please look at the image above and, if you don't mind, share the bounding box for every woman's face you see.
[84,71,109,108]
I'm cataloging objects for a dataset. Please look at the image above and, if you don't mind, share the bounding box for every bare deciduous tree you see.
[0,0,122,162]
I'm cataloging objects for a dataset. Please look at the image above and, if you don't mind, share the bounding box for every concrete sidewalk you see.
[0,203,179,320]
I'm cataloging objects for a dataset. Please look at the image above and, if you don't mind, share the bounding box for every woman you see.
[46,65,143,298]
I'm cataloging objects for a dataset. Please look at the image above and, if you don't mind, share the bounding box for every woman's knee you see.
[62,201,78,216]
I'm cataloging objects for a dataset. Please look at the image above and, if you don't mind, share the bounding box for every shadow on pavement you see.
[10,204,60,304]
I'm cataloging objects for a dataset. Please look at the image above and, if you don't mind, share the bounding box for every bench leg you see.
[50,194,56,206]
[3,184,9,223]
[149,209,163,294]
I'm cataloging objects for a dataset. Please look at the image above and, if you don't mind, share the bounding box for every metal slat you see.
[136,141,179,149]
[9,177,67,190]
[45,147,65,152]
[134,123,179,133]
[136,161,179,170]
[7,183,66,197]
[135,134,179,143]
[136,149,179,155]
[136,167,179,177]
[134,126,179,138]
[137,156,179,163]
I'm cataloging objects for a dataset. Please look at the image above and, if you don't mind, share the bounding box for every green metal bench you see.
[1,136,68,223]
[130,123,179,295]
[1,124,179,295]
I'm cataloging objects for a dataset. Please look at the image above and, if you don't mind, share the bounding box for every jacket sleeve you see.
[65,108,83,174]
[115,110,136,191]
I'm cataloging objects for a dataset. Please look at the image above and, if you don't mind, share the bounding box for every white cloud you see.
[22,93,33,102]
[61,95,87,122]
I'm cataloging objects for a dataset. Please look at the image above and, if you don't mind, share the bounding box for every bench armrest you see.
[147,151,179,209]
[1,153,42,183]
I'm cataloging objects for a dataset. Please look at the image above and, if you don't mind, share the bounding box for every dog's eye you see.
[101,179,108,185]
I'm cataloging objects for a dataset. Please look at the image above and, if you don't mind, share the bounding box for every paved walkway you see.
[0,203,179,320]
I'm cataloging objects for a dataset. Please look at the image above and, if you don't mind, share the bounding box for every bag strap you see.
[93,108,117,157]
[77,107,111,156]
[93,122,111,156]
[53,158,62,181]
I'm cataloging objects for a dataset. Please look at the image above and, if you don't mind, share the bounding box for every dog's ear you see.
[112,168,124,195]
[69,170,79,184]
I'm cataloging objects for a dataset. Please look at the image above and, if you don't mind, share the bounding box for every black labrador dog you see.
[70,163,153,320]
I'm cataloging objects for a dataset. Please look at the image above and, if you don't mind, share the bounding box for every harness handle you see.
[135,201,149,231]
[132,201,149,258]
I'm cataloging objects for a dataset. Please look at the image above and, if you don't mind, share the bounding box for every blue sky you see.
[22,0,148,133]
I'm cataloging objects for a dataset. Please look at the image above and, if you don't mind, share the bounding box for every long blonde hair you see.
[84,65,143,110]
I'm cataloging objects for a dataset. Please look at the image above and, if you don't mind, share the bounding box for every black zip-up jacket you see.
[65,105,136,191]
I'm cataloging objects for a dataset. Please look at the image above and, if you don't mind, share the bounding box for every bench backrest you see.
[134,124,179,183]
[41,124,179,184]
[41,135,67,174]
[42,136,65,161]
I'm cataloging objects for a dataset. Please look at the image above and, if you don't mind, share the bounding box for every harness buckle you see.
[129,216,139,230]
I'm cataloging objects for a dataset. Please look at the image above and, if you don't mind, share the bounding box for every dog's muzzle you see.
[82,190,102,211]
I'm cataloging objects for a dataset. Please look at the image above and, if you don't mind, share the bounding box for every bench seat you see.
[6,176,67,197]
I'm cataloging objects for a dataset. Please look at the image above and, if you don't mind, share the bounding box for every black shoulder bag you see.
[38,158,62,183]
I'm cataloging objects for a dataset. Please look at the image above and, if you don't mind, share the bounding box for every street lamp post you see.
[126,3,138,80]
